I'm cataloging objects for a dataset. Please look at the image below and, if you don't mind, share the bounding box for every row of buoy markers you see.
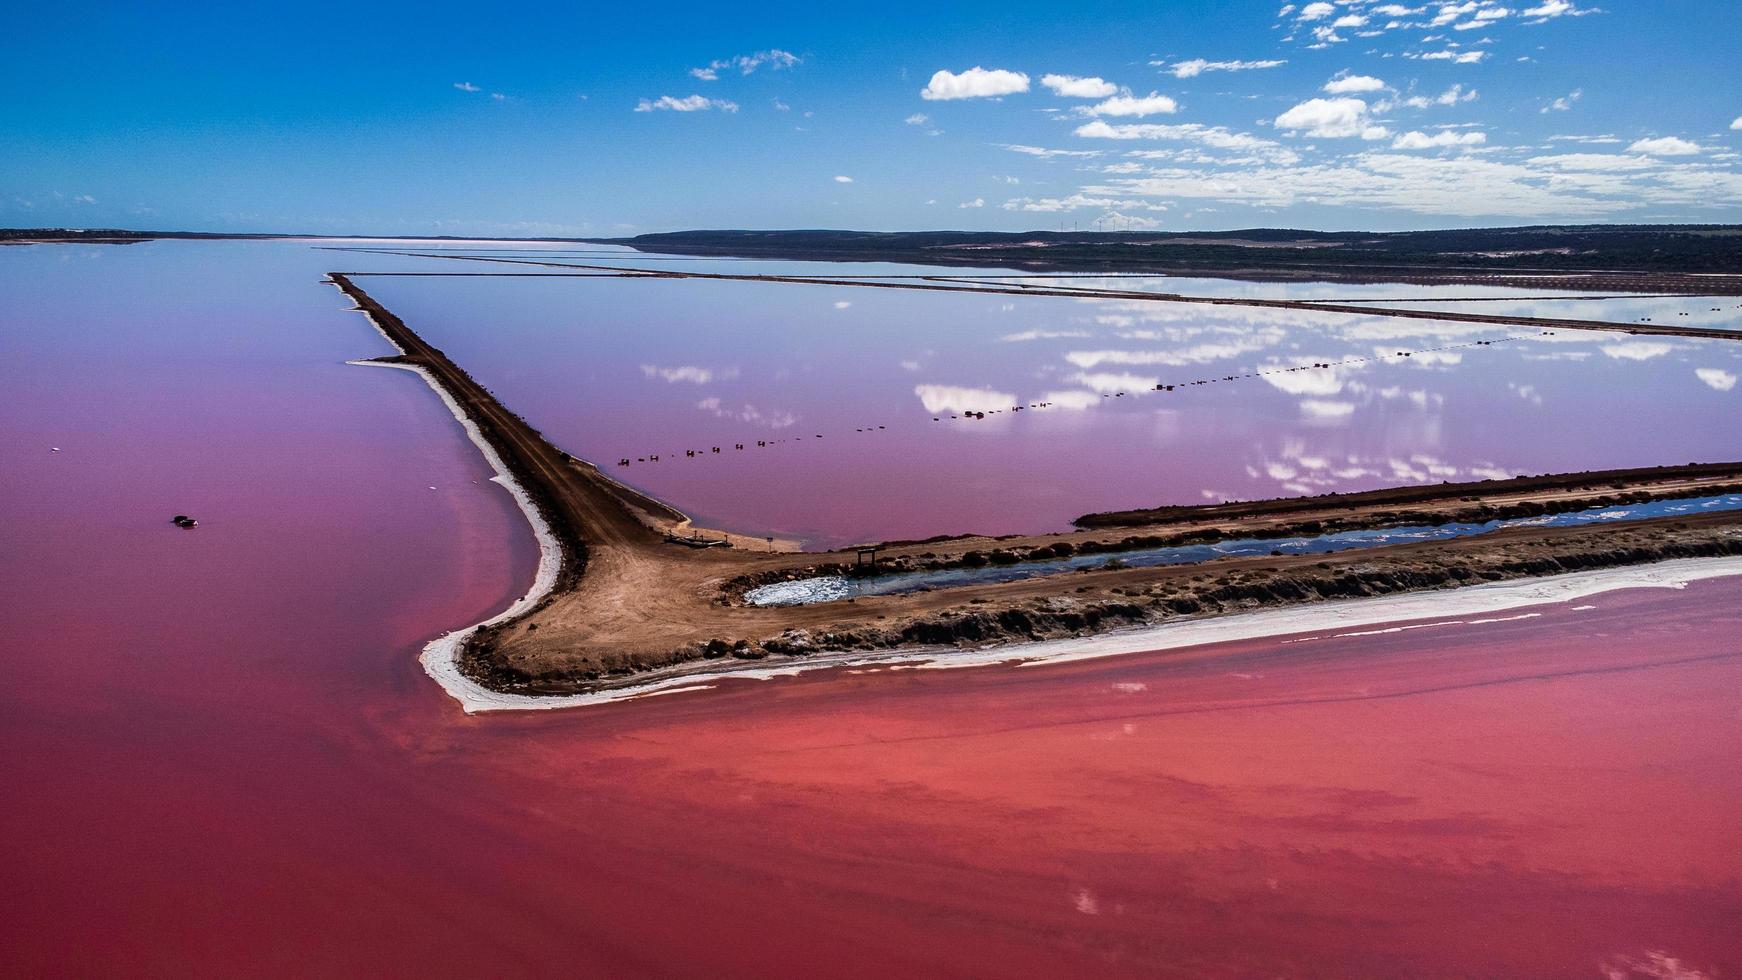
[611,335,1521,467]
[618,430,884,465]
[930,403,1054,422]
[1640,304,1742,322]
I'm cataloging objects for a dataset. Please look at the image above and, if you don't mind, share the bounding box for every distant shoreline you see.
[10,224,1742,289]
[589,231,1742,293]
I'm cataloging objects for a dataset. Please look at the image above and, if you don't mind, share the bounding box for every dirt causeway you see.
[330,274,1742,697]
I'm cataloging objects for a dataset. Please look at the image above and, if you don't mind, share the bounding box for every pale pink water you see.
[355,260,1742,546]
[3,241,1739,977]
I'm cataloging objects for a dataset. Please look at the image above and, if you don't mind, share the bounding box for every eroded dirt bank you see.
[330,274,1742,698]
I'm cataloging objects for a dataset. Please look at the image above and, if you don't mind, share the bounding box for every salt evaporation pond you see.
[354,252,1742,547]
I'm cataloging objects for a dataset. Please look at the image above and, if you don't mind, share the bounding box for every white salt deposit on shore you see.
[335,281,565,713]
[430,555,1742,713]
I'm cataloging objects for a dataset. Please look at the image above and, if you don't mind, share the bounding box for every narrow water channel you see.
[745,493,1742,606]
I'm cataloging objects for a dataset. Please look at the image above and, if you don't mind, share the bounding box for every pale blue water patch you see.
[744,492,1742,606]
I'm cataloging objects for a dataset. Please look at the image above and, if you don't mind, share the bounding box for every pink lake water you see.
[3,240,1740,977]
[349,248,1742,546]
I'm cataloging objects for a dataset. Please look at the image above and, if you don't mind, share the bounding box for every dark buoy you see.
[171,514,198,529]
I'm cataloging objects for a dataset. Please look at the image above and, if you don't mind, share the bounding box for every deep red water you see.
[4,242,1739,977]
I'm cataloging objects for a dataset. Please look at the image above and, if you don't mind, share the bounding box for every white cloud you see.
[1082,149,1735,218]
[905,113,929,126]
[1392,129,1487,149]
[921,67,1030,101]
[635,95,739,113]
[1003,8,1738,224]
[453,82,480,93]
[642,364,737,383]
[1416,49,1488,63]
[1732,116,1742,131]
[1274,97,1387,139]
[1098,211,1163,230]
[1000,328,1091,342]
[1600,341,1673,361]
[1284,0,1582,41]
[959,197,985,208]
[1038,390,1103,410]
[1431,2,1480,26]
[1000,143,1103,158]
[1073,120,1296,161]
[1527,152,1654,171]
[1000,193,1155,212]
[1064,337,1278,368]
[1165,59,1286,79]
[1697,368,1738,391]
[1300,399,1356,420]
[1394,83,1478,109]
[833,175,854,183]
[1041,74,1118,98]
[1541,89,1582,113]
[1628,136,1701,156]
[1084,92,1180,117]
[1263,366,1346,396]
[1408,349,1463,366]
[1521,0,1591,20]
[696,398,797,429]
[914,384,1017,414]
[1069,371,1158,393]
[690,49,800,81]
[1324,74,1387,94]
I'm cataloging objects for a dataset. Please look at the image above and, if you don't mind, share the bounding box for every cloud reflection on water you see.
[363,261,1742,546]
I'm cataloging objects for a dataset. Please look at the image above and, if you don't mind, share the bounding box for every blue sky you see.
[3,0,1739,235]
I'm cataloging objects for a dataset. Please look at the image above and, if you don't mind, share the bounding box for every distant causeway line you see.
[323,247,1742,344]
